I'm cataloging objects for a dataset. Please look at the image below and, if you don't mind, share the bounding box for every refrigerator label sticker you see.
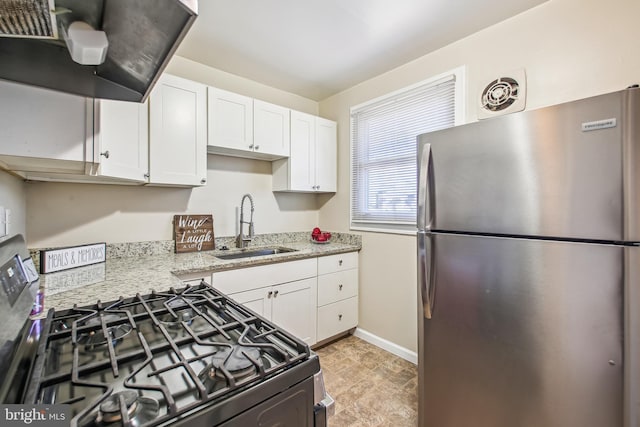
[581,118,617,132]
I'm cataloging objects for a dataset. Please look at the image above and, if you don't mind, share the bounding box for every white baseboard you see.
[353,328,417,365]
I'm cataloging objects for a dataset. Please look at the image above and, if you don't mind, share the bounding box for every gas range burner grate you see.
[75,314,134,352]
[93,390,160,426]
[25,283,312,427]
[198,344,273,394]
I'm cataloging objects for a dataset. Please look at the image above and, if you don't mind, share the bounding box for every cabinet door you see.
[149,74,207,186]
[271,278,317,345]
[94,99,148,182]
[289,110,315,191]
[314,117,337,192]
[253,99,290,158]
[229,288,272,319]
[208,87,253,151]
[0,79,89,169]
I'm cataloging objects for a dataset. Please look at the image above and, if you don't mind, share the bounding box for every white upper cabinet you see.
[149,74,207,187]
[208,87,253,152]
[288,110,315,191]
[315,117,338,192]
[253,99,290,158]
[90,99,149,182]
[272,110,337,193]
[207,87,290,160]
[0,79,91,174]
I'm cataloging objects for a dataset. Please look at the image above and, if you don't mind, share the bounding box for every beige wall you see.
[319,0,640,353]
[166,56,319,115]
[0,170,26,241]
[25,56,323,248]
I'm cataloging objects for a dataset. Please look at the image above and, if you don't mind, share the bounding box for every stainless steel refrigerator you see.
[417,87,640,427]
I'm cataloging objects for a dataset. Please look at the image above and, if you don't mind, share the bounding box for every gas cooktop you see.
[0,235,329,427]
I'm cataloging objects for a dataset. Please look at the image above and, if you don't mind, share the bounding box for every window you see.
[350,67,465,232]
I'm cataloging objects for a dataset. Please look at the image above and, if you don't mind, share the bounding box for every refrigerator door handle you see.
[417,143,433,231]
[417,231,434,319]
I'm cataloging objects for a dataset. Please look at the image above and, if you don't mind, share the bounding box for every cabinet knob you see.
[249,144,254,149]
[100,150,110,159]
[338,314,343,321]
[268,291,273,298]
[254,145,260,150]
[274,290,279,297]
[143,173,150,179]
[338,259,343,266]
[339,284,343,291]
[200,178,207,184]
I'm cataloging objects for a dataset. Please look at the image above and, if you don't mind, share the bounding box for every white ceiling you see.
[176,0,547,101]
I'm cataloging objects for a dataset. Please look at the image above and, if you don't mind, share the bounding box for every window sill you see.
[350,224,417,236]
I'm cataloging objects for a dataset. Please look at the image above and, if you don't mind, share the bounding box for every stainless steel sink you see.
[214,247,297,260]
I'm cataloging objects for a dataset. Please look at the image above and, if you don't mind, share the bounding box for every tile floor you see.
[315,334,418,426]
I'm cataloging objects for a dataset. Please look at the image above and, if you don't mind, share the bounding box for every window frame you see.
[349,66,466,234]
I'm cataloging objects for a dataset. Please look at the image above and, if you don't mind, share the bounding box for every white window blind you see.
[351,73,458,230]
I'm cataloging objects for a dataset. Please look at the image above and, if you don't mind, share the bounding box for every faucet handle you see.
[249,223,255,237]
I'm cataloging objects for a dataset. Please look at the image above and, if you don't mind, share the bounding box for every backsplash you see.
[29,231,362,270]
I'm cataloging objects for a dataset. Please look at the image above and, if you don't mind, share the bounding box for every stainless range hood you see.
[0,0,197,102]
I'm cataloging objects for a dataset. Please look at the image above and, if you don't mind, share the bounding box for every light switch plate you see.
[0,207,6,238]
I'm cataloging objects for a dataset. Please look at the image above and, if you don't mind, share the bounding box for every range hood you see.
[0,0,197,102]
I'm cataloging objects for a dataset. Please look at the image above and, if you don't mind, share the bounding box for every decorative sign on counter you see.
[40,242,107,274]
[173,214,215,253]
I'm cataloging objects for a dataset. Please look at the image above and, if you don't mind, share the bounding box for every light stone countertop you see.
[37,232,361,311]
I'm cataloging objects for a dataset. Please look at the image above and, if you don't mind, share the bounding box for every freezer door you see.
[417,88,640,241]
[419,233,624,427]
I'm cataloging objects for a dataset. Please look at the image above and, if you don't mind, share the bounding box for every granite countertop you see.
[37,232,361,311]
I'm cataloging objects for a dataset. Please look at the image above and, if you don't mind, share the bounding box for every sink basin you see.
[214,247,297,260]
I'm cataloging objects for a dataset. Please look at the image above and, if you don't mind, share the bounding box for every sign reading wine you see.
[173,214,215,253]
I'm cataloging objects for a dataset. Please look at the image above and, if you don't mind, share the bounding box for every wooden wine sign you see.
[173,214,215,253]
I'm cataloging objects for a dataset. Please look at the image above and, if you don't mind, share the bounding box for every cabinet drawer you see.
[212,258,317,294]
[317,252,358,275]
[317,296,358,342]
[317,269,358,306]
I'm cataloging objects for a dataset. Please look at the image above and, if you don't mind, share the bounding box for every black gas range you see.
[0,235,331,427]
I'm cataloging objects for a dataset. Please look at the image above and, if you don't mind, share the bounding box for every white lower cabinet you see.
[212,258,317,345]
[316,252,359,342]
[231,278,317,345]
[208,251,359,346]
[317,297,359,342]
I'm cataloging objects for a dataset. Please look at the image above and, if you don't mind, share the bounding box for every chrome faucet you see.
[236,193,255,248]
